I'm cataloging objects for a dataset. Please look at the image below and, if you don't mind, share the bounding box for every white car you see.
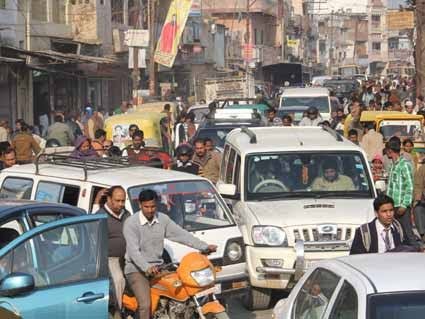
[273,253,425,319]
[217,126,376,309]
[279,87,331,121]
[0,157,248,297]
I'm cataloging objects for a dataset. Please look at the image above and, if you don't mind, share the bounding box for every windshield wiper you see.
[313,191,371,199]
[251,192,317,201]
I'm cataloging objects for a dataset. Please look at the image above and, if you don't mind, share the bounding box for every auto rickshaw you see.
[360,111,425,149]
[104,112,164,149]
[135,101,177,124]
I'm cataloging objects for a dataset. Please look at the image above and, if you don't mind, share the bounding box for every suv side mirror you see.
[0,273,34,297]
[217,183,236,196]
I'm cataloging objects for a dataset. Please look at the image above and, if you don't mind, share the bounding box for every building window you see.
[52,0,67,24]
[372,42,381,51]
[31,0,47,21]
[254,29,263,45]
[111,0,124,24]
[319,40,326,55]
[371,15,380,22]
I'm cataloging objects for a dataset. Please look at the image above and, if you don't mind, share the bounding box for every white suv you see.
[217,126,376,309]
[0,157,247,297]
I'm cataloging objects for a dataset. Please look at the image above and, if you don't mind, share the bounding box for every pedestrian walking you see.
[192,138,220,184]
[95,186,130,318]
[69,136,99,160]
[386,136,419,247]
[12,122,41,164]
[350,195,410,254]
[47,114,75,146]
[360,122,384,162]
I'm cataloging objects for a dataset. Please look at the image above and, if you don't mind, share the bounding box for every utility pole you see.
[279,0,285,62]
[148,0,157,96]
[328,10,334,75]
[416,0,425,96]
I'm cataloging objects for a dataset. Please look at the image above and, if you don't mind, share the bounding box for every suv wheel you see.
[242,287,271,310]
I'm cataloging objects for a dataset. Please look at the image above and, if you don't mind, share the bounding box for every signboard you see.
[124,29,150,47]
[386,11,414,30]
[287,38,299,48]
[154,0,193,68]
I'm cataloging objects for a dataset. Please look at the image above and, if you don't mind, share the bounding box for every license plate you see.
[195,284,221,298]
[305,259,320,269]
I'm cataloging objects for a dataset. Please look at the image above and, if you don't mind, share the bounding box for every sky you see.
[311,0,407,14]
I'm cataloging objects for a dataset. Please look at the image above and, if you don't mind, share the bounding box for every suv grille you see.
[292,226,355,242]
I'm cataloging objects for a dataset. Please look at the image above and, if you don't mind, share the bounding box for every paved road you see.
[226,291,289,319]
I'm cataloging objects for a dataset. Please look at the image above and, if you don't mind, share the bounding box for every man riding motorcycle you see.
[123,189,217,319]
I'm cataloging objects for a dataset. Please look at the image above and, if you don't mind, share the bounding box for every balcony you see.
[371,21,382,32]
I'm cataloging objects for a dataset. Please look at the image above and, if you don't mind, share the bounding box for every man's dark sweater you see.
[97,205,130,258]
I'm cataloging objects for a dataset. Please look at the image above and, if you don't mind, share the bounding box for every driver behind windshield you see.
[311,159,355,191]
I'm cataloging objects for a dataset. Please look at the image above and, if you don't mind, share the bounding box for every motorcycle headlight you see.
[252,226,288,246]
[191,267,214,287]
[226,242,243,262]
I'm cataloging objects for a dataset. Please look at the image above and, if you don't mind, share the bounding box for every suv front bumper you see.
[213,261,248,296]
[246,241,349,289]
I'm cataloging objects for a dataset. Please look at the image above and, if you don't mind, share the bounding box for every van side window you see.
[220,144,231,181]
[234,154,241,193]
[0,177,33,200]
[35,182,80,206]
[226,149,236,184]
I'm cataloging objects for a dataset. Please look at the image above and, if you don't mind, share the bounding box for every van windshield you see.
[128,180,234,231]
[281,96,330,114]
[245,152,372,201]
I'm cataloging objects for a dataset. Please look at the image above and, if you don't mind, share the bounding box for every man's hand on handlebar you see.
[206,244,218,254]
[146,265,160,276]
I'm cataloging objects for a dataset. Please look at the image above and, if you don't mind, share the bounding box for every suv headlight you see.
[252,226,288,246]
[191,267,214,287]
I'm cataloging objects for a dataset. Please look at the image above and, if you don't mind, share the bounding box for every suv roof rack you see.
[34,152,153,181]
[241,127,257,144]
[322,125,343,142]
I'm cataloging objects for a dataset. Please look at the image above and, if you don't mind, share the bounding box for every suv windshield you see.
[246,152,372,200]
[128,180,234,231]
[281,96,330,114]
[368,292,425,319]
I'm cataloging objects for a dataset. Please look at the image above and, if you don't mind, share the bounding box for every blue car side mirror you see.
[0,273,34,297]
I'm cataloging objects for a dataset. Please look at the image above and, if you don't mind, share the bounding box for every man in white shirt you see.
[350,195,410,254]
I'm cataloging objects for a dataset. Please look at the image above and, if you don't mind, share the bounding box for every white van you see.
[0,157,247,297]
[279,87,331,121]
[217,126,376,309]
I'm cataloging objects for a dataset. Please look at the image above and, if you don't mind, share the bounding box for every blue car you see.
[0,201,108,318]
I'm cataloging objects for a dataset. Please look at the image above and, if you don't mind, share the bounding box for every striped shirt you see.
[387,156,414,208]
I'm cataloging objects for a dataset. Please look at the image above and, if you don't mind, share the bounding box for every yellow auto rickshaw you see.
[104,112,165,149]
[135,101,177,124]
[360,111,424,147]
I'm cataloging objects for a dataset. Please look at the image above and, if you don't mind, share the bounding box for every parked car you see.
[0,201,108,318]
[217,126,376,309]
[273,252,425,319]
[0,156,247,297]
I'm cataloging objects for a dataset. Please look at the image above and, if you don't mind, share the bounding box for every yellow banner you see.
[154,0,193,68]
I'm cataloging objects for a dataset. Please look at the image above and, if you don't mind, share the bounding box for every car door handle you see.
[76,292,105,303]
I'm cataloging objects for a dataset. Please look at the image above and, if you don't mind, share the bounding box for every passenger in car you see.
[311,160,355,191]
